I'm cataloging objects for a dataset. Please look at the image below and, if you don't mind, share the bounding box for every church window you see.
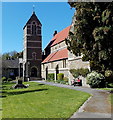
[63,60,66,68]
[27,36,31,40]
[32,52,37,60]
[32,24,36,35]
[27,29,31,34]
[37,26,41,35]
[51,63,53,69]
[27,25,31,29]
[27,25,31,34]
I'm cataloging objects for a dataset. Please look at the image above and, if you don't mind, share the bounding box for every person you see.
[77,78,80,82]
[71,79,75,86]
[77,78,82,86]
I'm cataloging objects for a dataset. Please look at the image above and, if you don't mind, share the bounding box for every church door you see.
[31,67,37,77]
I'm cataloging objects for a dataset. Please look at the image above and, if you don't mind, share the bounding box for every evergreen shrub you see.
[105,70,113,84]
[63,77,69,82]
[2,77,7,82]
[47,73,55,81]
[87,71,105,88]
[7,78,12,82]
[70,68,89,78]
[70,69,79,78]
[57,73,64,81]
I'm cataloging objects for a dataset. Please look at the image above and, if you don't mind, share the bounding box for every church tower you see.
[23,11,42,80]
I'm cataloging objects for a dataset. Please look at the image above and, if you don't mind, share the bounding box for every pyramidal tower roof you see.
[23,11,42,29]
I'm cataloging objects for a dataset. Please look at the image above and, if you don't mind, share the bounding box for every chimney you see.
[53,30,57,36]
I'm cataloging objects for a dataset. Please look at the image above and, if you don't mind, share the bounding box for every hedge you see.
[2,77,7,82]
[70,68,89,78]
[47,73,55,81]
[57,73,64,81]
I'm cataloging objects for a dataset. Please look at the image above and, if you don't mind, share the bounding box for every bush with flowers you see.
[105,70,113,84]
[87,71,105,88]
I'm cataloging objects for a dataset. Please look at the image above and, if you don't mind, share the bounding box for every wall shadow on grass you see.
[2,88,48,97]
[38,83,45,86]
[1,85,7,90]
[0,91,7,98]
[0,95,6,98]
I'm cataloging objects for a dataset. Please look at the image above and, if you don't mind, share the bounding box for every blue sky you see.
[2,2,75,54]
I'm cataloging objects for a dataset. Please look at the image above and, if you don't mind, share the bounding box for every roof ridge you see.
[51,26,70,41]
[51,26,71,47]
[42,48,68,63]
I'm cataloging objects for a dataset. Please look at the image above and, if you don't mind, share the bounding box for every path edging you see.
[70,96,93,118]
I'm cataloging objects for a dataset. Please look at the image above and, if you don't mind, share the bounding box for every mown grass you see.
[97,88,113,91]
[2,82,90,118]
[108,93,113,114]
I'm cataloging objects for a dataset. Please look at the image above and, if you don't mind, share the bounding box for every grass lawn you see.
[2,82,90,118]
[109,93,113,113]
[97,88,113,91]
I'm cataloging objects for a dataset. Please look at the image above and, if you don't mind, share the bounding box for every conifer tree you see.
[66,2,113,73]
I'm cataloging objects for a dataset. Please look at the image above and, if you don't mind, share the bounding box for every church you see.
[19,11,90,87]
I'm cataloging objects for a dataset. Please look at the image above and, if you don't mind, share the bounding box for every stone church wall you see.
[41,59,68,80]
[51,41,67,53]
[68,58,90,87]
[67,50,90,87]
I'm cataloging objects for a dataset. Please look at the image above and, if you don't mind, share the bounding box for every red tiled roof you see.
[51,26,71,46]
[42,48,68,63]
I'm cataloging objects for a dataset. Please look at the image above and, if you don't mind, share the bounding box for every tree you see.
[2,51,23,60]
[2,52,10,60]
[66,2,113,73]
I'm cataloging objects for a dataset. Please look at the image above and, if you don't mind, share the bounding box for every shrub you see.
[79,68,89,77]
[57,73,64,81]
[56,80,61,83]
[70,68,90,78]
[105,70,113,83]
[7,78,12,82]
[107,83,113,88]
[63,77,69,82]
[86,71,105,88]
[105,70,113,77]
[47,73,55,81]
[70,69,79,78]
[60,81,67,84]
[2,77,7,82]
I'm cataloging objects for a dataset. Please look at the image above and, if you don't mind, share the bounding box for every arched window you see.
[63,59,66,68]
[32,22,36,35]
[32,52,37,60]
[37,26,41,35]
[27,25,31,34]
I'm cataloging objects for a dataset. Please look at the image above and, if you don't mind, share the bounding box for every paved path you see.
[32,81,112,119]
